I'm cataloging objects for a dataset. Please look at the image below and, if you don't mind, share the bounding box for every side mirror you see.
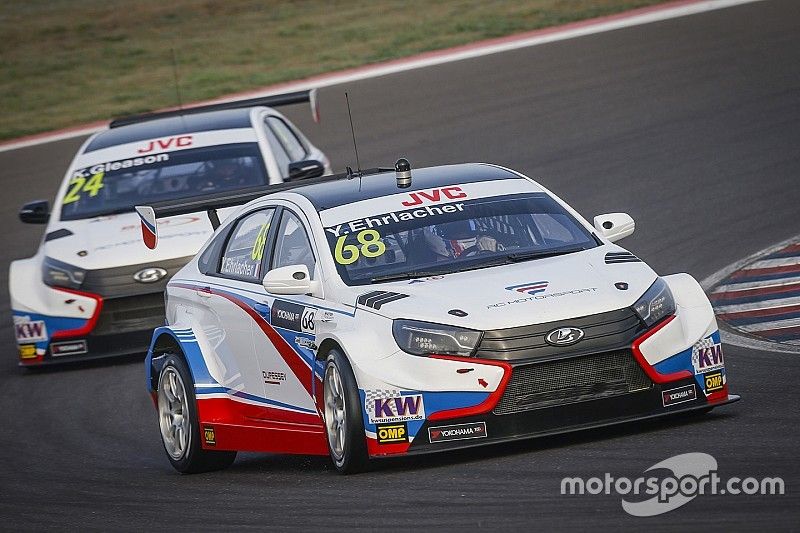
[593,213,635,242]
[287,160,325,181]
[19,200,50,224]
[263,264,316,295]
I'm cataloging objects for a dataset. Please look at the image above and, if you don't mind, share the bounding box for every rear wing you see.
[135,186,270,249]
[134,166,395,249]
[111,88,319,129]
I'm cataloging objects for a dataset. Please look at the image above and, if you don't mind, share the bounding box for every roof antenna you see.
[344,92,363,187]
[171,48,184,111]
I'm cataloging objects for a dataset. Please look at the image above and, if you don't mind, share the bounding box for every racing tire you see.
[323,349,369,474]
[157,354,236,474]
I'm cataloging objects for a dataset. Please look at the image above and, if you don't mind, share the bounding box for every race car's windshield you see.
[324,192,598,286]
[60,143,267,221]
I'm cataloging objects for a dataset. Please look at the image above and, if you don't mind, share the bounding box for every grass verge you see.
[0,0,671,140]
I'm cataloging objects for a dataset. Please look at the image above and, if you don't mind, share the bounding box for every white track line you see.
[0,0,763,154]
[738,317,800,333]
[702,233,800,354]
[743,256,800,269]
[713,296,800,315]
[712,277,800,292]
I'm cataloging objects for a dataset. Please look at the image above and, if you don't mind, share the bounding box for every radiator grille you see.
[493,350,651,415]
[93,293,165,335]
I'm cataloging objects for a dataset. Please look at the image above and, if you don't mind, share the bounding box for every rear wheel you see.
[323,349,369,474]
[157,354,236,473]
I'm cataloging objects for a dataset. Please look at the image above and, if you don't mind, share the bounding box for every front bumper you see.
[401,379,738,456]
[17,292,164,366]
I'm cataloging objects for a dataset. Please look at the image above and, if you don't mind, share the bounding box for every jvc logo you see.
[401,186,466,207]
[368,394,425,423]
[137,135,193,154]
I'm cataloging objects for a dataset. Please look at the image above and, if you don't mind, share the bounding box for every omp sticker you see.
[366,393,425,424]
[18,344,37,359]
[203,426,216,446]
[376,423,409,444]
[703,371,724,394]
[14,319,48,343]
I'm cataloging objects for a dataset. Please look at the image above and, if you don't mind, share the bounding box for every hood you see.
[44,212,213,270]
[353,246,657,330]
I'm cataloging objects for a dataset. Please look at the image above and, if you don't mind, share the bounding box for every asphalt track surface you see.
[1,1,798,530]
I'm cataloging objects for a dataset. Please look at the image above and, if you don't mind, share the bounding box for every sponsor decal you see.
[691,338,724,374]
[270,301,315,334]
[703,371,724,394]
[220,256,258,278]
[72,153,169,178]
[662,384,696,407]
[51,340,88,357]
[295,336,315,350]
[488,287,598,309]
[203,426,216,446]
[401,186,467,207]
[137,135,193,154]
[429,422,487,443]
[506,280,548,295]
[365,391,425,424]
[325,203,466,237]
[376,423,409,444]
[14,318,48,343]
[18,344,37,359]
[133,267,167,283]
[545,327,585,346]
[263,370,287,386]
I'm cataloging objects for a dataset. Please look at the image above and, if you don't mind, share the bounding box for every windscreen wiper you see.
[506,247,587,262]
[370,270,450,283]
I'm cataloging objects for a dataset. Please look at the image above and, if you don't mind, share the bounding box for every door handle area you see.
[253,303,270,317]
[195,287,213,299]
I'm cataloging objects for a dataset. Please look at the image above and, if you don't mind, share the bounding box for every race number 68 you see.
[334,229,386,265]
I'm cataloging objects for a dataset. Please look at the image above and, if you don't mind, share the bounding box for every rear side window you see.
[218,209,275,282]
[266,116,306,161]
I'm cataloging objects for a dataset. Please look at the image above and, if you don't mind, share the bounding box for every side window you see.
[218,209,275,282]
[272,211,316,279]
[264,121,290,174]
[266,116,307,161]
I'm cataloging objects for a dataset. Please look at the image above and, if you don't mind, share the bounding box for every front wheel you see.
[157,354,236,473]
[323,349,369,474]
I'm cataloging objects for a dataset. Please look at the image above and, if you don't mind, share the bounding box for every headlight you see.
[633,278,675,327]
[392,319,482,357]
[42,256,86,289]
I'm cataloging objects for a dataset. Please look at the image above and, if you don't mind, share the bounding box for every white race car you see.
[139,161,738,473]
[10,91,329,365]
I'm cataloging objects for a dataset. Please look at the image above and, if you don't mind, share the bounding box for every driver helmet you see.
[427,220,478,258]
